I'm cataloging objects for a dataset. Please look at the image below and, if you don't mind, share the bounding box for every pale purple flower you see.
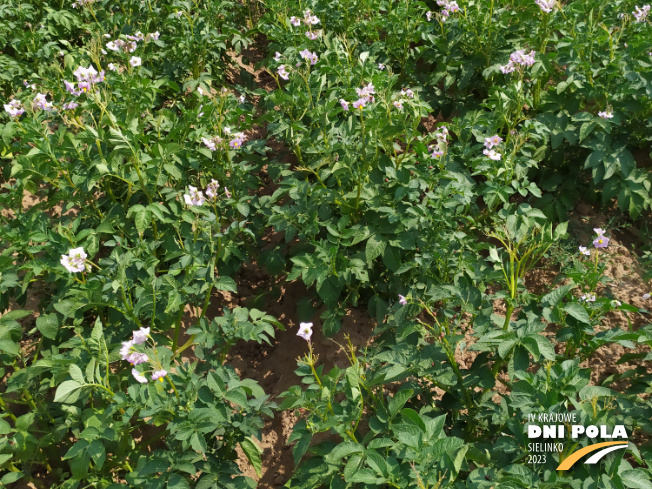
[64,80,81,96]
[206,179,220,199]
[229,132,246,149]
[175,10,183,18]
[278,64,290,80]
[4,100,25,117]
[184,186,206,206]
[60,247,88,273]
[535,0,556,13]
[500,62,516,74]
[378,63,385,70]
[593,235,609,248]
[393,100,404,109]
[132,369,148,383]
[398,294,407,305]
[484,135,503,149]
[303,9,320,25]
[579,246,591,256]
[127,351,148,365]
[148,31,160,41]
[305,31,319,40]
[290,16,301,26]
[239,94,246,103]
[594,228,606,235]
[435,126,449,143]
[108,63,117,71]
[77,81,92,93]
[106,40,120,52]
[202,136,222,151]
[352,98,366,109]
[598,110,613,119]
[426,11,434,21]
[63,101,79,110]
[483,149,502,160]
[33,93,54,111]
[151,370,167,381]
[430,148,444,158]
[297,322,313,341]
[580,294,596,302]
[126,31,144,41]
[132,327,150,345]
[224,187,232,198]
[299,49,318,65]
[274,52,282,61]
[401,88,414,99]
[339,99,349,111]
[356,82,375,103]
[633,5,650,22]
[129,56,142,67]
[120,340,134,360]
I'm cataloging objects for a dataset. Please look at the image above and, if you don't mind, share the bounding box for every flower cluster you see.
[483,134,503,160]
[184,186,207,206]
[206,179,220,199]
[299,49,319,65]
[106,39,137,53]
[229,131,247,149]
[4,100,25,117]
[72,0,99,7]
[436,0,460,21]
[593,228,609,248]
[346,82,375,110]
[401,88,415,99]
[202,135,224,151]
[183,180,229,206]
[297,322,313,342]
[33,93,54,111]
[500,49,536,74]
[120,327,168,383]
[632,5,650,22]
[278,64,290,80]
[598,109,614,119]
[60,247,90,273]
[535,0,556,14]
[290,9,321,39]
[65,65,105,96]
[429,126,449,158]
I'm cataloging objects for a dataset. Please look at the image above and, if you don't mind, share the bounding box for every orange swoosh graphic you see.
[557,441,629,470]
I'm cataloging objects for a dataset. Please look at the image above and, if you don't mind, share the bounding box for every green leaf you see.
[579,386,615,400]
[365,234,386,263]
[540,284,575,308]
[1,472,23,485]
[0,310,32,322]
[36,313,58,339]
[388,389,413,417]
[69,364,86,385]
[134,209,152,235]
[240,437,262,477]
[325,442,364,464]
[563,303,591,324]
[54,380,84,403]
[620,470,652,489]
